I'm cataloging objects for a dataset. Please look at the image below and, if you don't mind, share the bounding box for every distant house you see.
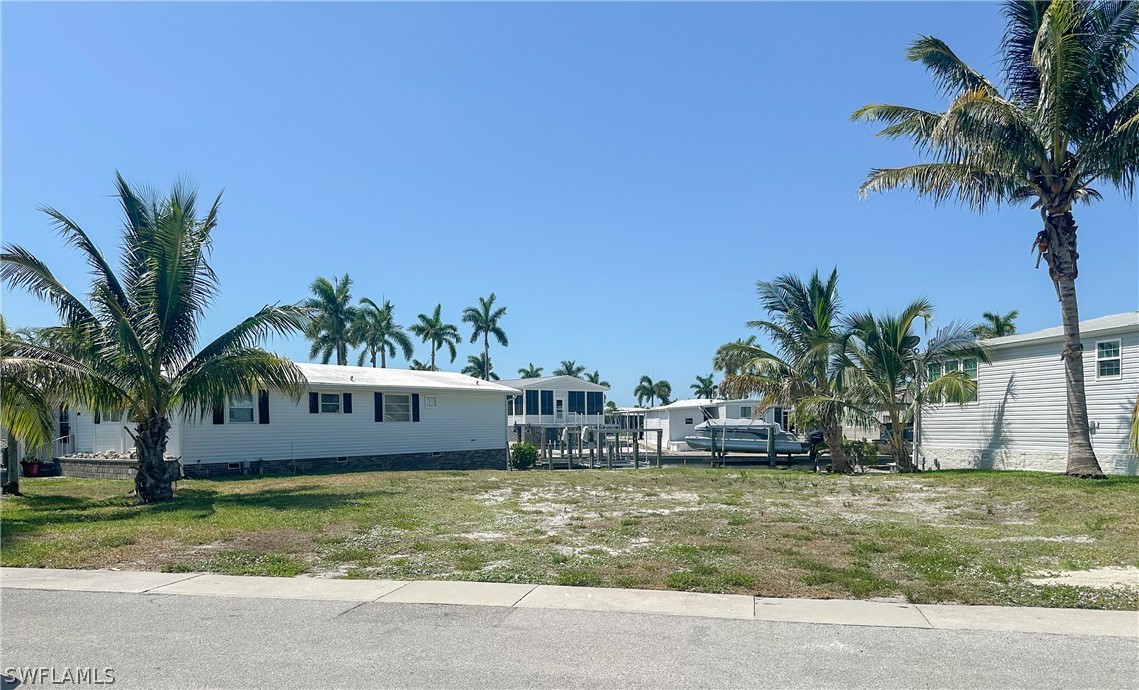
[28,364,519,478]
[642,398,769,451]
[498,375,607,441]
[920,312,1138,475]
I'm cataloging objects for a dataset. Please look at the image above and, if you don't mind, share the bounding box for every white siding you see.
[178,387,508,468]
[921,328,1138,475]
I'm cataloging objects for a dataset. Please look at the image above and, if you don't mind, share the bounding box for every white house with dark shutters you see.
[919,311,1138,475]
[50,363,519,478]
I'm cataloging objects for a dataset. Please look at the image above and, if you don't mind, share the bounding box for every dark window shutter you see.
[412,393,421,422]
[94,410,101,425]
[309,392,319,414]
[374,392,383,422]
[258,390,270,424]
[212,405,225,425]
[343,393,353,414]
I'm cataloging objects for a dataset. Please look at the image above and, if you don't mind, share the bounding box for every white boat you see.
[683,418,808,456]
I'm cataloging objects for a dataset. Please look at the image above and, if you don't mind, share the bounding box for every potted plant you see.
[19,456,42,478]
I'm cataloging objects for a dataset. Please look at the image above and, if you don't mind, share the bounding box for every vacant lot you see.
[2,468,1137,609]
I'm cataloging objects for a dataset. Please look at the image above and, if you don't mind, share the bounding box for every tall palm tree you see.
[691,374,718,399]
[713,335,758,376]
[654,380,673,406]
[1,174,306,502]
[584,370,610,387]
[409,359,435,371]
[409,304,459,370]
[517,363,544,378]
[634,375,658,407]
[301,274,357,366]
[852,0,1137,477]
[554,360,587,377]
[841,299,990,472]
[718,269,854,472]
[972,310,1020,339]
[1,317,59,495]
[351,298,413,368]
[461,293,508,380]
[461,353,499,381]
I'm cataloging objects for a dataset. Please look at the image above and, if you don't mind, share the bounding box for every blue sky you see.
[3,2,1136,406]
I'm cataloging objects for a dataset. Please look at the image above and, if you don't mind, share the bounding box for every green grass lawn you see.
[2,468,1137,609]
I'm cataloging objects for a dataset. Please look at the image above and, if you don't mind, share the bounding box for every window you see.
[384,393,411,422]
[229,395,254,423]
[928,358,978,403]
[511,395,523,415]
[739,406,753,418]
[540,390,553,415]
[1097,340,1121,378]
[525,390,539,415]
[586,392,604,415]
[97,409,124,424]
[567,391,585,415]
[684,417,694,425]
[320,393,341,414]
[962,358,978,402]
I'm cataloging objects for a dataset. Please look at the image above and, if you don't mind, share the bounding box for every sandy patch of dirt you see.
[1028,566,1139,591]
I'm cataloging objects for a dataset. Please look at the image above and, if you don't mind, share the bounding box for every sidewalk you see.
[2,566,1135,638]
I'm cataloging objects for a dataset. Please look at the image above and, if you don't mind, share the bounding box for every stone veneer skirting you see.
[180,447,509,479]
[56,457,138,480]
[923,446,1139,476]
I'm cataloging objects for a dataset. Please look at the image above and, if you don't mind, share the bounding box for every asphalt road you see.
[3,589,1136,689]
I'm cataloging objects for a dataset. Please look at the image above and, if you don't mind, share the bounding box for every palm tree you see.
[841,299,990,472]
[713,335,758,376]
[461,293,508,380]
[554,360,586,377]
[409,304,459,370]
[717,269,854,472]
[634,375,657,407]
[351,298,413,368]
[301,274,357,366]
[852,0,1137,477]
[0,317,55,495]
[691,374,718,399]
[972,310,1020,339]
[1,174,306,502]
[461,353,499,381]
[654,380,673,406]
[584,370,610,387]
[517,363,544,378]
[409,359,436,371]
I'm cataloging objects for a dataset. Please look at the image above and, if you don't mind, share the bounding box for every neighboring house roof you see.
[647,398,761,411]
[295,363,520,394]
[495,375,608,392]
[983,311,1138,349]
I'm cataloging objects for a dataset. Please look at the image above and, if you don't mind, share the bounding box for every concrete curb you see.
[2,567,1136,638]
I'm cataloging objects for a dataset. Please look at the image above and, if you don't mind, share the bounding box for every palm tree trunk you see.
[370,349,377,367]
[823,416,850,474]
[380,349,386,368]
[134,412,173,503]
[1,442,20,495]
[483,336,490,381]
[430,344,436,370]
[1043,211,1104,478]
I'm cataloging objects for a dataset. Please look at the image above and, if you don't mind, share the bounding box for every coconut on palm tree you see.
[691,374,717,399]
[461,353,499,381]
[409,304,460,370]
[718,269,855,472]
[1,174,306,502]
[841,299,990,472]
[461,293,508,380]
[554,360,586,377]
[852,0,1137,477]
[517,363,544,378]
[352,298,413,368]
[301,274,357,366]
[972,310,1020,339]
[634,375,657,407]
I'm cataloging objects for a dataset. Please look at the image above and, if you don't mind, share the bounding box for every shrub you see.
[841,439,879,471]
[510,443,538,470]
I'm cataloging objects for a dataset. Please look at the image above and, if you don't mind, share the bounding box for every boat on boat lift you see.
[683,418,809,457]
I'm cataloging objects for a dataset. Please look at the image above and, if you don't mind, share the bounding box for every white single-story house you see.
[498,375,608,440]
[21,364,520,478]
[919,311,1138,475]
[642,398,769,451]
